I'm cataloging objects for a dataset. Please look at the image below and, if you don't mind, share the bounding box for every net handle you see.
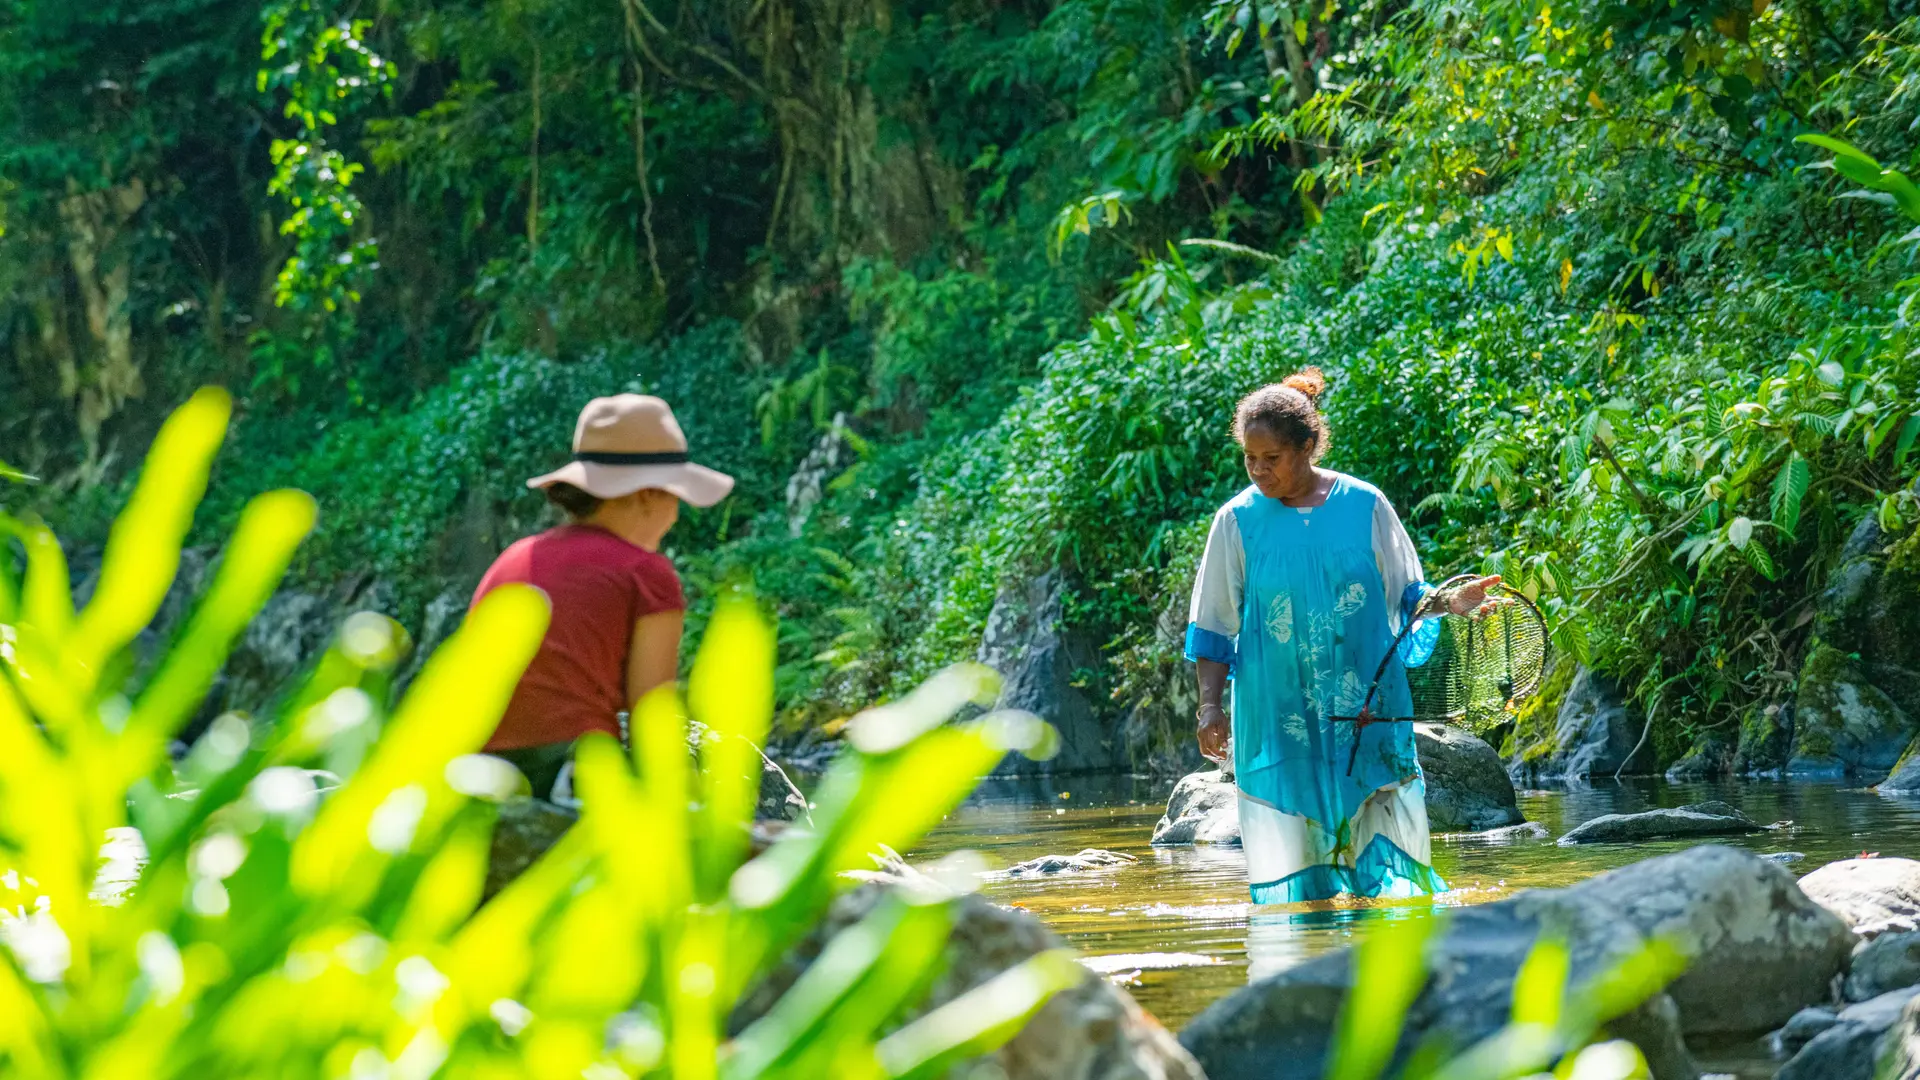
[1356,573,1487,720]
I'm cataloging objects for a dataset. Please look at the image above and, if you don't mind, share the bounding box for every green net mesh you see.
[1403,585,1550,735]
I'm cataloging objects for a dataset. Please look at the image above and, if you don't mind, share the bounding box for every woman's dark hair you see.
[1233,367,1330,461]
[545,481,604,521]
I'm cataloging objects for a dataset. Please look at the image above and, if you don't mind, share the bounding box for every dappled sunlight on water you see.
[911,775,1920,1031]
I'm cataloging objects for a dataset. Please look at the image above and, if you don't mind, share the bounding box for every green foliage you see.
[0,392,1074,1077]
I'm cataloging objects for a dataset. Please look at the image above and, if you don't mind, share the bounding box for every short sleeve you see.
[631,553,686,617]
[1372,494,1439,666]
[1185,506,1244,669]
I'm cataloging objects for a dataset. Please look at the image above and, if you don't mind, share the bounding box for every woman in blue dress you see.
[1185,368,1498,904]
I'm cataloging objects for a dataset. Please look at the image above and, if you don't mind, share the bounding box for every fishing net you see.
[1330,575,1551,773]
[1403,581,1551,735]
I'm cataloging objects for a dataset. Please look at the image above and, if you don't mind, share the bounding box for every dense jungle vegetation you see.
[6,0,1920,767]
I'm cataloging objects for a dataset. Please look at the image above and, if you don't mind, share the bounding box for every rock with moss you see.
[1788,506,1920,780]
[1666,735,1734,781]
[1413,723,1525,831]
[1789,643,1912,779]
[1509,667,1655,782]
[1737,703,1796,776]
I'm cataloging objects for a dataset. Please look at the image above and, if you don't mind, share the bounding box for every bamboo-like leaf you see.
[690,590,777,898]
[875,950,1082,1080]
[1328,912,1441,1080]
[1510,934,1570,1028]
[1769,453,1809,539]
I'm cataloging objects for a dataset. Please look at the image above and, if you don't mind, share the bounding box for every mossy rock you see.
[1735,703,1794,775]
[1790,642,1914,779]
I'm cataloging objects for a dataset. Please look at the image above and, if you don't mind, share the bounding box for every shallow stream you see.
[911,776,1920,1033]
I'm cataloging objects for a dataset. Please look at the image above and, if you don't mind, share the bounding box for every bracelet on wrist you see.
[1196,704,1225,723]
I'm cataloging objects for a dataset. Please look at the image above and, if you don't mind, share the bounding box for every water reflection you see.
[912,774,1920,1030]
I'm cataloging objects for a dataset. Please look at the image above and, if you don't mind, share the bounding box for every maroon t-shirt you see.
[472,524,685,751]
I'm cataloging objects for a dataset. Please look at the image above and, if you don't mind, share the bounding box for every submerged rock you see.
[1179,845,1851,1080]
[1002,849,1137,876]
[1414,723,1524,831]
[1151,769,1242,847]
[1847,929,1920,1002]
[1439,820,1549,843]
[1510,667,1655,782]
[1776,987,1920,1080]
[1555,802,1764,846]
[1800,857,1920,938]
[739,884,1207,1080]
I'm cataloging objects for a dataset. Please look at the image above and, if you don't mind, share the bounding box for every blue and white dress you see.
[1185,473,1448,904]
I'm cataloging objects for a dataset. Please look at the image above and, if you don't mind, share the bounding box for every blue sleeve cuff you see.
[1399,582,1441,668]
[1185,624,1237,673]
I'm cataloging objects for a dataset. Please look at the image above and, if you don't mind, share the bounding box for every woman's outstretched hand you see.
[1197,703,1230,762]
[1446,574,1502,615]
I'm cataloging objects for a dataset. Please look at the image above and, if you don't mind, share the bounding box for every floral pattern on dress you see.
[1265,592,1294,644]
[1335,581,1368,618]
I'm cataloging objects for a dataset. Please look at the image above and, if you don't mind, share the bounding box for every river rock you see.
[1003,849,1137,876]
[1178,878,1699,1080]
[1800,858,1920,938]
[1776,987,1920,1080]
[739,884,1207,1080]
[1664,736,1733,781]
[1440,820,1549,843]
[1880,742,1920,795]
[1737,703,1797,776]
[979,571,1123,775]
[1789,503,1920,779]
[1847,930,1920,1002]
[485,797,579,899]
[1414,723,1524,831]
[1511,667,1655,782]
[1876,991,1920,1080]
[1151,770,1242,846]
[1555,802,1763,846]
[1773,1006,1840,1058]
[1180,845,1850,1079]
[1566,845,1851,1035]
[686,720,810,823]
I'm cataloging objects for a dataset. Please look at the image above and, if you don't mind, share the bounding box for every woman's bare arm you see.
[1196,658,1230,760]
[626,609,685,708]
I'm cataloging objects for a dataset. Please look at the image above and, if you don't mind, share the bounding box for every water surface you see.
[911,776,1920,1032]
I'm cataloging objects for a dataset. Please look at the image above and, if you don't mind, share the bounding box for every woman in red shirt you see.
[473,394,733,799]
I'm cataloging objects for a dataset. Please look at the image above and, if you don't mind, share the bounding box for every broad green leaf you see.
[690,590,777,897]
[1511,935,1569,1028]
[1726,516,1753,549]
[1769,453,1809,539]
[1328,912,1441,1080]
[875,950,1082,1079]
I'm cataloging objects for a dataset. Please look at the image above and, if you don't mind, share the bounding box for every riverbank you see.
[911,776,1920,1037]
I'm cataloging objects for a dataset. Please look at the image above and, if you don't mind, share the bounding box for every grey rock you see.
[485,797,578,899]
[1512,667,1655,782]
[1765,852,1809,865]
[1777,987,1920,1080]
[1848,930,1920,1002]
[1180,875,1699,1080]
[740,885,1207,1080]
[1151,770,1242,847]
[1772,1006,1839,1059]
[1875,990,1920,1080]
[1881,740,1920,795]
[1414,722,1525,831]
[1665,736,1733,781]
[783,412,855,537]
[1801,858,1920,938]
[1555,803,1762,846]
[1792,643,1913,780]
[1565,846,1852,1036]
[1180,845,1851,1080]
[1002,849,1137,876]
[1737,703,1796,776]
[979,571,1121,775]
[1440,820,1549,843]
[687,720,810,824]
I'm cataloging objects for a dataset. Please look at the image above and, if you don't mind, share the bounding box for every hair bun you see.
[1281,367,1327,403]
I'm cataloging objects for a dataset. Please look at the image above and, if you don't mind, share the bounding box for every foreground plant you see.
[0,388,1073,1078]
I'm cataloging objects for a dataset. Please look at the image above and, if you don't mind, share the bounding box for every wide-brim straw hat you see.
[526,394,735,508]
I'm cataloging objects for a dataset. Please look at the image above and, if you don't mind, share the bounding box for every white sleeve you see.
[1373,493,1427,634]
[1185,506,1244,666]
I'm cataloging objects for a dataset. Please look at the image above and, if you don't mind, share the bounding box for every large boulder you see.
[1737,703,1797,776]
[738,884,1207,1080]
[1555,802,1763,846]
[1415,723,1524,831]
[979,571,1122,775]
[1800,858,1920,938]
[1179,882,1698,1080]
[1180,846,1852,1080]
[1151,770,1242,846]
[1776,987,1920,1080]
[1788,505,1920,779]
[1510,667,1655,782]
